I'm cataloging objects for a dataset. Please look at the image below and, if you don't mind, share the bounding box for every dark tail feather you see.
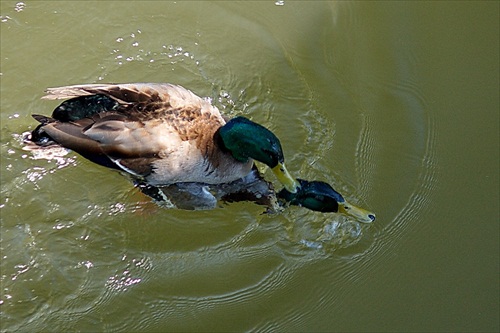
[25,115,58,147]
[51,94,119,122]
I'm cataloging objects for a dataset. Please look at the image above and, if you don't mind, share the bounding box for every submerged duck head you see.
[218,116,300,193]
[278,179,375,223]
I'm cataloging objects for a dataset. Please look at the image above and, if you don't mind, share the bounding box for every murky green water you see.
[1,1,498,332]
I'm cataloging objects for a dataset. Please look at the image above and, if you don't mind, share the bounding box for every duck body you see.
[32,83,254,186]
[26,83,375,221]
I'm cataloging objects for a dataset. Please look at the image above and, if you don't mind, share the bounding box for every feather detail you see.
[33,83,253,185]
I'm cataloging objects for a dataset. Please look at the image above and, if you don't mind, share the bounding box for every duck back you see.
[29,83,253,185]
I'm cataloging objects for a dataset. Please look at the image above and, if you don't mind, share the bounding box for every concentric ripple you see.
[0,1,441,332]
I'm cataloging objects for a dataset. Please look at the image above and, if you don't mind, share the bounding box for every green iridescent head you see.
[278,179,375,223]
[219,116,299,193]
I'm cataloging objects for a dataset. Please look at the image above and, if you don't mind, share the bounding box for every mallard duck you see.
[26,83,375,222]
[29,83,298,187]
[138,175,375,223]
[278,179,375,222]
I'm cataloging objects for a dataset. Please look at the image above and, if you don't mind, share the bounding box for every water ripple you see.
[0,2,443,332]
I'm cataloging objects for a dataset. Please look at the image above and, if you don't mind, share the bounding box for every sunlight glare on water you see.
[1,1,498,332]
[0,1,435,331]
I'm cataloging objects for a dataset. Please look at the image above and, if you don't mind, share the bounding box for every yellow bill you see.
[272,163,300,193]
[338,200,376,223]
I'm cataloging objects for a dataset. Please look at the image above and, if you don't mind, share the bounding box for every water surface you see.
[1,1,498,332]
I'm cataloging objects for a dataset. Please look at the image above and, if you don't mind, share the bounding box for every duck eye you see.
[344,205,350,210]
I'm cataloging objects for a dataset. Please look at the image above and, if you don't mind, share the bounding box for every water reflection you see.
[1,3,381,331]
[0,0,465,332]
